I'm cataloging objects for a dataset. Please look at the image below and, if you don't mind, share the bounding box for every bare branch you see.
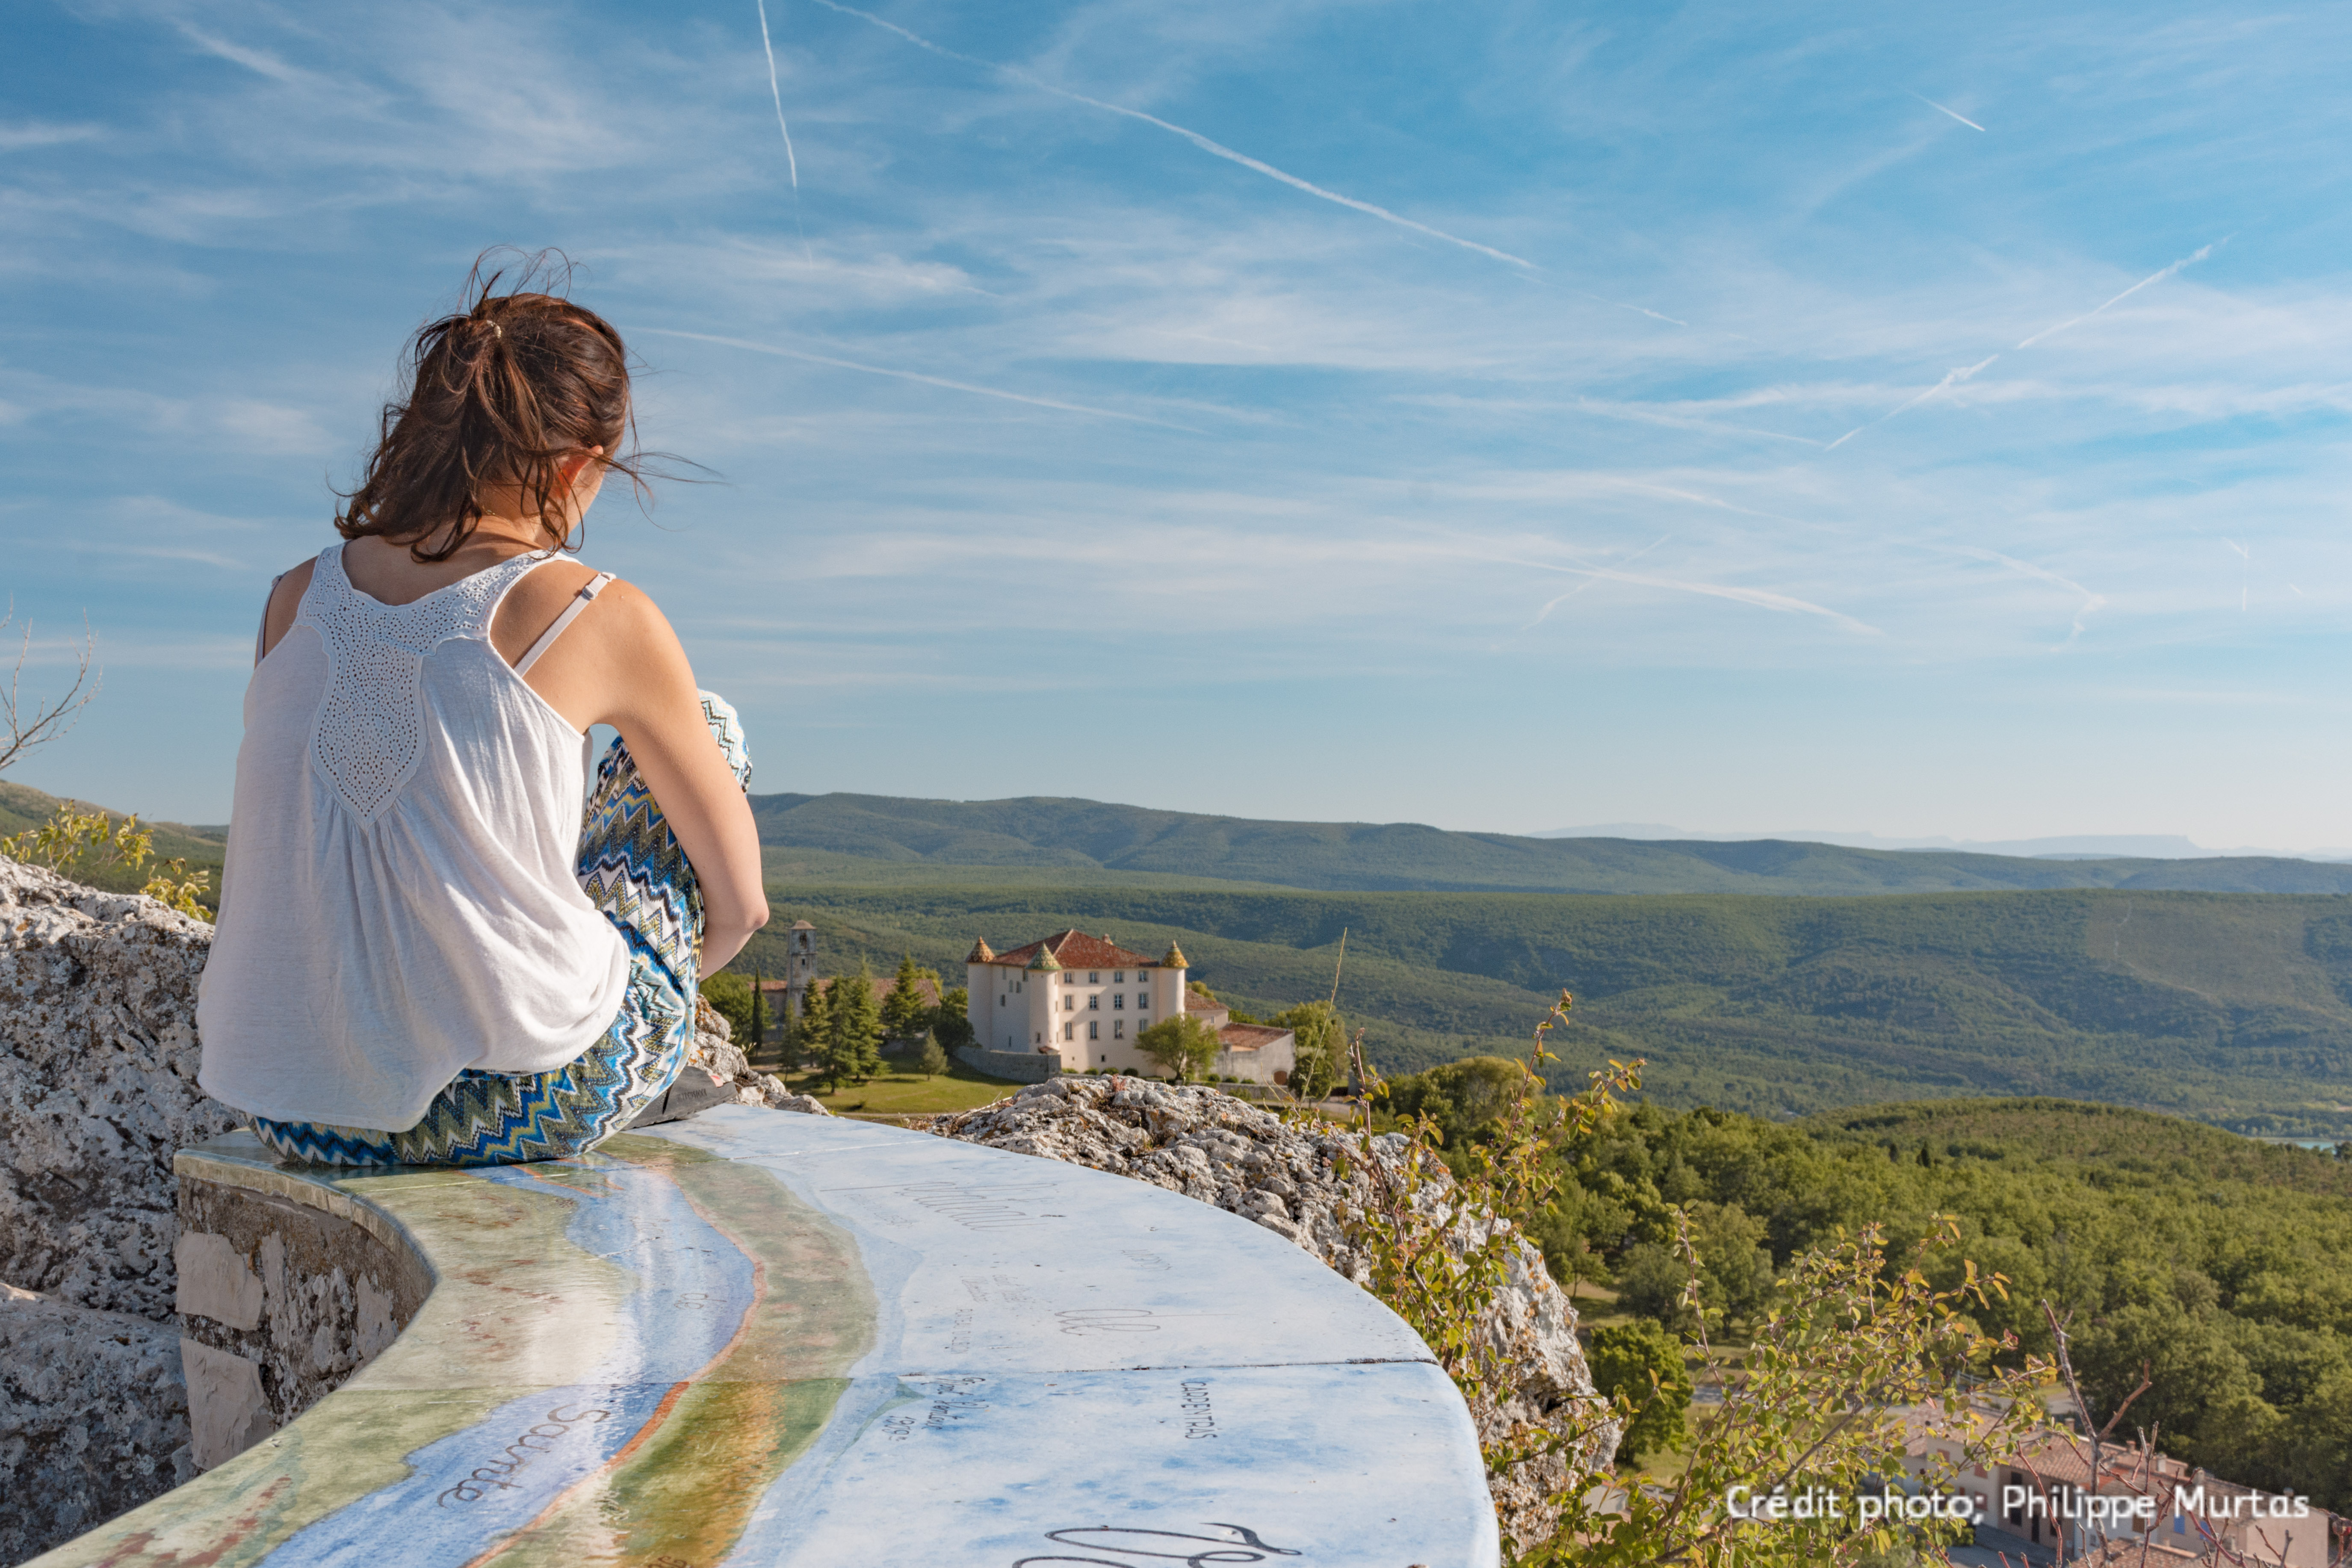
[0,605,99,777]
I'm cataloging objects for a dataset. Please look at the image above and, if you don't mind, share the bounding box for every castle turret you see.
[1152,942,1189,1026]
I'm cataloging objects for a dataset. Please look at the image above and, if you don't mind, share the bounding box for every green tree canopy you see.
[929,985,975,1051]
[1268,1000,1344,1098]
[1137,1013,1220,1083]
[1587,1319,1694,1466]
[699,972,754,1039]
[823,964,885,1087]
[916,1032,949,1078]
[881,952,932,1040]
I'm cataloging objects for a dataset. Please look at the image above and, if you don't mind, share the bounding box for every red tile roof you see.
[975,930,1157,971]
[1217,1024,1292,1053]
[759,975,940,1008]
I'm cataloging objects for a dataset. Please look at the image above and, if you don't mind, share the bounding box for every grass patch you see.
[769,1058,1023,1115]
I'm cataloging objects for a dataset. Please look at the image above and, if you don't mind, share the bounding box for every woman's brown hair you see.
[336,251,653,561]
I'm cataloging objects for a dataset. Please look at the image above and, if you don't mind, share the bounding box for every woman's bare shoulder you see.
[259,557,320,660]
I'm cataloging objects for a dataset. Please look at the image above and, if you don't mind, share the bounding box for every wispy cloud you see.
[2017,241,2222,348]
[639,325,1205,429]
[171,22,314,87]
[807,0,1536,270]
[0,122,105,153]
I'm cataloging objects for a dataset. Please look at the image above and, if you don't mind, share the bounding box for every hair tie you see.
[488,320,502,339]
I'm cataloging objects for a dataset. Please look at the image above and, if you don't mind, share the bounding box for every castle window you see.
[1088,1021,1099,1040]
[1114,1020,1124,1039]
[1112,993,1124,1009]
[1090,972,1100,984]
[1138,992,1149,1009]
[1063,1022,1074,1041]
[1114,971,1125,982]
[1087,994,1099,1010]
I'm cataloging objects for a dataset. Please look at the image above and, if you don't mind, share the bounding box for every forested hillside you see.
[733,885,2352,1137]
[752,791,2352,896]
[1444,1092,2352,1510]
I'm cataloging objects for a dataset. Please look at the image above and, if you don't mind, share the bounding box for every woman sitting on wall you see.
[195,255,768,1166]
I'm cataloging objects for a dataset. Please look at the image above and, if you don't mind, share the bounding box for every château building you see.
[966,929,1296,1085]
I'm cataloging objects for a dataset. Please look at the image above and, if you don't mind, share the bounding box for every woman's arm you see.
[505,576,770,971]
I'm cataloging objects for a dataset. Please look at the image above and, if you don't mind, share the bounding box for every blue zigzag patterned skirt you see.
[250,693,751,1169]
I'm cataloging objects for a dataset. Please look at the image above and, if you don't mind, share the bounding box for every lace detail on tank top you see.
[298,546,551,823]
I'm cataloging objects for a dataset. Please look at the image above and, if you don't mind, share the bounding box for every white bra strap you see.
[254,572,288,668]
[514,572,617,676]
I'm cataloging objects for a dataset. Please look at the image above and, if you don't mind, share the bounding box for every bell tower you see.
[784,920,818,1018]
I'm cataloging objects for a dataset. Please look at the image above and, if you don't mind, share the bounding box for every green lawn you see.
[770,1059,1024,1116]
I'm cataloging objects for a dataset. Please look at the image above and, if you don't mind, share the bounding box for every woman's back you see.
[193,256,767,1161]
[197,543,629,1131]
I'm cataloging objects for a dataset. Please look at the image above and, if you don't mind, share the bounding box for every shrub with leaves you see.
[0,800,210,918]
[1332,992,2047,1565]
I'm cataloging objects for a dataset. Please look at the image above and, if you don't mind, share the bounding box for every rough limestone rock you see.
[0,1282,196,1565]
[685,1000,829,1114]
[919,1076,1615,1544]
[0,859,237,1322]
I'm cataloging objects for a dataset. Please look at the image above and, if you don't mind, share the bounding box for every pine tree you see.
[916,1031,948,1078]
[881,952,928,1042]
[796,979,834,1083]
[827,963,885,1085]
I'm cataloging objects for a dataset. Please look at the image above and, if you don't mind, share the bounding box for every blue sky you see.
[4,0,2350,846]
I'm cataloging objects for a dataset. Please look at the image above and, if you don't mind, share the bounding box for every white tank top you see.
[196,543,631,1132]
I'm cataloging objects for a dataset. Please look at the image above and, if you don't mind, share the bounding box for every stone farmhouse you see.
[966,929,1298,1086]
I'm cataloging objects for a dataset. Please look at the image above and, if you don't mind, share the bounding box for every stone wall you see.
[174,1168,433,1470]
[952,1044,1061,1084]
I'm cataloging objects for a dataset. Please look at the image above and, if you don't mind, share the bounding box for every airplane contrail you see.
[1524,535,1671,629]
[1911,92,1985,132]
[1949,545,2105,644]
[1509,554,1880,635]
[2018,240,2221,348]
[755,0,800,189]
[807,0,1534,270]
[640,326,1201,430]
[1824,354,1999,451]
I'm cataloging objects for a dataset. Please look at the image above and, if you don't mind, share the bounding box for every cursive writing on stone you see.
[435,1402,612,1506]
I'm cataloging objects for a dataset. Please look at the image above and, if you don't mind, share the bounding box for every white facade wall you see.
[967,952,1188,1073]
[1046,964,1168,1072]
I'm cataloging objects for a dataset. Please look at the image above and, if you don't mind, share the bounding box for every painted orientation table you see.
[38,1105,1498,1568]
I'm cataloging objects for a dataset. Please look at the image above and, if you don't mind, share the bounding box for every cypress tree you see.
[797,979,834,1084]
[881,952,928,1042]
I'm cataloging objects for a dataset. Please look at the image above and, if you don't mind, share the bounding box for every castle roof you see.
[1216,1023,1291,1053]
[980,929,1157,972]
[789,920,815,930]
[967,937,995,963]
[1161,942,1189,969]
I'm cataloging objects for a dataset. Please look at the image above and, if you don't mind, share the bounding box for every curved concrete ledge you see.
[35,1106,1497,1567]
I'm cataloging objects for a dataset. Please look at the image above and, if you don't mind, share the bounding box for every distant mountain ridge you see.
[750,791,2352,897]
[1538,823,2352,862]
